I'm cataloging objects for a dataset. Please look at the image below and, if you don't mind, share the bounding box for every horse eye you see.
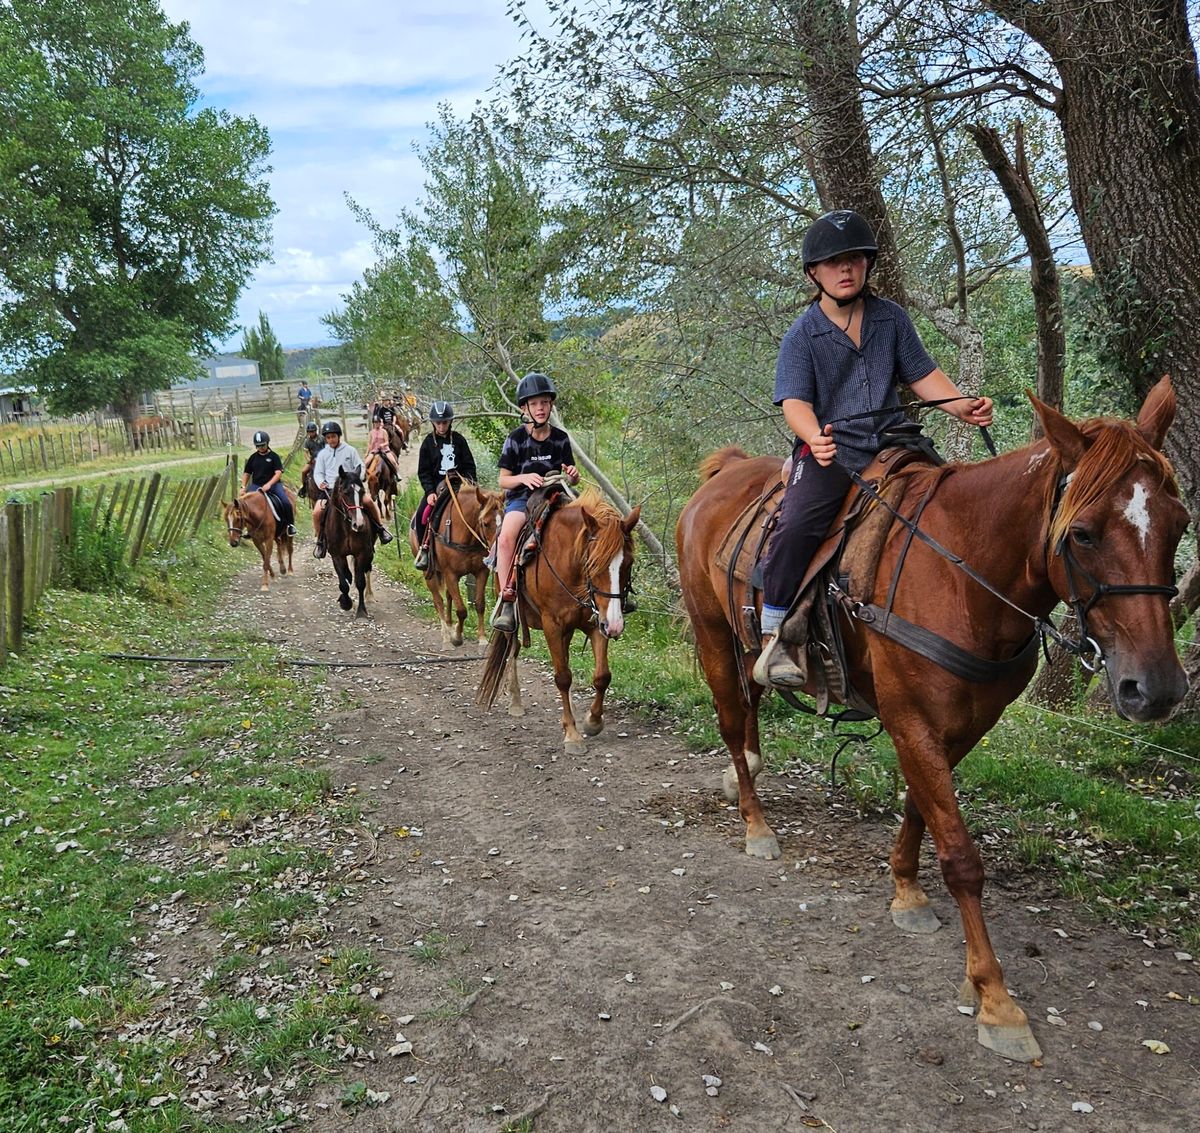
[1070,527,1096,548]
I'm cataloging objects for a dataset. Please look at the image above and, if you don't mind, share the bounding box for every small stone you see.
[1072,1102,1094,1114]
[1088,1021,1103,1032]
[650,1085,668,1103]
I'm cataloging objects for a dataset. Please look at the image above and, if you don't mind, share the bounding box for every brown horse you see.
[674,378,1188,1063]
[222,490,296,591]
[383,419,411,455]
[365,452,399,520]
[322,467,375,616]
[410,477,503,646]
[478,490,641,754]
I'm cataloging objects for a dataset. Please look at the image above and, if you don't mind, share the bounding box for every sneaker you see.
[491,602,516,633]
[377,527,394,545]
[752,634,807,689]
[483,548,497,571]
[413,546,430,571]
[313,540,326,560]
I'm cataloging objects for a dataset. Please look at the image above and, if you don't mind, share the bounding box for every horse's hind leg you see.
[889,795,941,934]
[446,572,466,646]
[506,656,524,717]
[545,627,586,754]
[581,628,610,738]
[472,569,489,643]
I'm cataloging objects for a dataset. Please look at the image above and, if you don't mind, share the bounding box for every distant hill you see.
[283,342,359,378]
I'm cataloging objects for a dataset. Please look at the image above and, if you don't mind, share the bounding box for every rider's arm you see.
[910,369,994,425]
[781,398,836,466]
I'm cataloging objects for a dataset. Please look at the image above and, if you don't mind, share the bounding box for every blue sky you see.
[159,0,548,350]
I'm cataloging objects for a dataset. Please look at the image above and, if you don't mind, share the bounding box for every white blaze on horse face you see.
[1123,480,1153,550]
[602,547,626,637]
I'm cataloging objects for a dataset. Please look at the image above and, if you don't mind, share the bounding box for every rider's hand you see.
[808,424,837,467]
[563,464,580,484]
[426,492,437,506]
[958,396,994,427]
[524,472,544,489]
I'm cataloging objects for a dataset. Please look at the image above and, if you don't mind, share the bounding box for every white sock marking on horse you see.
[1123,481,1152,549]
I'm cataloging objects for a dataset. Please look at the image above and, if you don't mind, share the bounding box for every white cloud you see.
[158,0,551,347]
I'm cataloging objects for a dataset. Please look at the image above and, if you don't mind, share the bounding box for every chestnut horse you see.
[222,490,296,591]
[322,467,375,617]
[366,452,399,520]
[410,477,503,646]
[675,379,1188,1063]
[478,489,641,754]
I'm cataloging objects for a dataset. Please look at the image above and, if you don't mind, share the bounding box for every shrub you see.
[62,501,129,592]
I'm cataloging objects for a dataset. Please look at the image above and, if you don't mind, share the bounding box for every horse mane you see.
[567,489,627,578]
[698,446,752,482]
[1044,417,1178,548]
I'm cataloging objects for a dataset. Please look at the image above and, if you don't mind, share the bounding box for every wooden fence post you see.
[5,502,24,654]
[129,473,161,565]
[0,512,8,665]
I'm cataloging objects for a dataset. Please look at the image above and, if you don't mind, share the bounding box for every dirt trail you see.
[203,443,1200,1133]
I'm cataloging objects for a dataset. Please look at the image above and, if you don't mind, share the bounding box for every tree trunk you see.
[987,0,1200,525]
[788,0,909,305]
[965,121,1066,423]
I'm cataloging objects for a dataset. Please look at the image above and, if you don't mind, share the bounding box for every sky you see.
[159,0,548,351]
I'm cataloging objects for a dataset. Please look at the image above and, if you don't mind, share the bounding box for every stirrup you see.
[752,634,807,689]
[491,602,516,633]
[413,546,430,570]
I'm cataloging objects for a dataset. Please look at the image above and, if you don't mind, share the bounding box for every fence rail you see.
[0,461,231,664]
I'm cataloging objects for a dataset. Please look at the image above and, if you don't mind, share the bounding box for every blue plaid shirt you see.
[774,296,937,471]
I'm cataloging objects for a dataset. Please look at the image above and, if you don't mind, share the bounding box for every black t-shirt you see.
[373,404,398,426]
[498,424,574,503]
[243,450,283,487]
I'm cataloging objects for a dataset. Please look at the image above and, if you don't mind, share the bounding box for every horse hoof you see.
[260,584,269,592]
[957,977,981,1009]
[977,1022,1042,1063]
[745,832,781,861]
[891,904,941,935]
[582,718,603,737]
[338,597,353,611]
[565,739,588,755]
[507,705,526,718]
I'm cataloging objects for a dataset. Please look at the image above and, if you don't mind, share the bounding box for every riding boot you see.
[413,540,430,571]
[752,634,807,689]
[313,520,326,558]
[375,523,394,545]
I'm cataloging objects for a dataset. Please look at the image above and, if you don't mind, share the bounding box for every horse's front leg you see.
[889,794,941,934]
[895,743,1041,1063]
[259,544,273,591]
[446,571,467,646]
[334,557,353,611]
[354,559,369,618]
[472,569,489,643]
[545,627,586,754]
[581,627,611,738]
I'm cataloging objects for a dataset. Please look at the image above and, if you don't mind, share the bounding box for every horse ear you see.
[1027,388,1087,468]
[1136,374,1175,450]
[621,505,641,534]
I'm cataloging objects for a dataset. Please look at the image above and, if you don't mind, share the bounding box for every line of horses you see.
[218,380,1189,1066]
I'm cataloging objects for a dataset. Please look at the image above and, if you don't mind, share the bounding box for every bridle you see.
[528,519,634,638]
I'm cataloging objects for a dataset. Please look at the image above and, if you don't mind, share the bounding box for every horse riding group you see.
[222,212,1191,1066]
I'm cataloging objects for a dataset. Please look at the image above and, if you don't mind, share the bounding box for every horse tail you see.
[698,445,752,482]
[476,628,520,711]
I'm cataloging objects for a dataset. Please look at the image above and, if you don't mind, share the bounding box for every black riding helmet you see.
[306,422,318,432]
[516,372,557,406]
[253,430,270,446]
[321,421,342,437]
[429,400,454,422]
[802,209,879,307]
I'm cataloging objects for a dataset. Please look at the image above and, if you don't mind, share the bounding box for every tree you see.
[0,0,274,427]
[240,311,285,383]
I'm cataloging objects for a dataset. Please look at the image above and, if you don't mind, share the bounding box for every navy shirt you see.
[774,295,937,471]
[498,424,574,504]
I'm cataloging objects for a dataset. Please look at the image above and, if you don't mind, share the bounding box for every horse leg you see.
[506,655,524,717]
[581,627,610,737]
[693,614,778,859]
[545,627,587,754]
[354,557,369,617]
[334,557,353,611]
[896,749,1041,1062]
[446,571,466,646]
[889,795,941,934]
[259,542,272,591]
[473,568,489,643]
[425,571,452,643]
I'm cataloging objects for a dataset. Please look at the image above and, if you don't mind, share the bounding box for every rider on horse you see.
[413,400,479,572]
[754,209,993,689]
[242,431,297,536]
[367,418,401,477]
[310,420,395,558]
[298,421,321,496]
[491,372,580,632]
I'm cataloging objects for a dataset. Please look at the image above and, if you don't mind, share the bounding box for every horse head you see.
[578,497,641,640]
[335,466,368,532]
[1033,375,1189,721]
[222,500,245,547]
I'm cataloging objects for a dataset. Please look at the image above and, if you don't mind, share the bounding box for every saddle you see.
[517,476,577,568]
[429,473,484,555]
[718,429,946,716]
